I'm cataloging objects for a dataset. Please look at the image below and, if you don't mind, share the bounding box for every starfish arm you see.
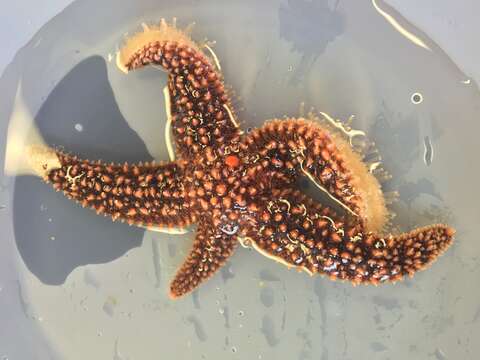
[242,118,388,232]
[44,151,196,229]
[117,20,241,158]
[169,217,238,298]
[242,189,454,284]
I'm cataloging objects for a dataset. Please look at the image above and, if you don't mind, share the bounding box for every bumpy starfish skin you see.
[239,119,388,232]
[37,22,454,298]
[240,189,453,284]
[47,155,194,228]
[126,40,242,157]
[169,218,238,297]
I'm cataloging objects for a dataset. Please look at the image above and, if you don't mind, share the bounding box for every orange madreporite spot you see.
[225,155,240,168]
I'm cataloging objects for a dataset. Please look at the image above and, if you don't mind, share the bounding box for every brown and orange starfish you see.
[24,20,454,298]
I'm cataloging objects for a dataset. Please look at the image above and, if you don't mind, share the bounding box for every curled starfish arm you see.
[169,217,238,298]
[242,118,387,232]
[243,189,454,284]
[117,20,241,158]
[39,149,195,229]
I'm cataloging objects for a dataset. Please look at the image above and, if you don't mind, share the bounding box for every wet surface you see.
[0,0,479,359]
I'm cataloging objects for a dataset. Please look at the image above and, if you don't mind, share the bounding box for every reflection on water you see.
[279,0,344,83]
[0,0,479,359]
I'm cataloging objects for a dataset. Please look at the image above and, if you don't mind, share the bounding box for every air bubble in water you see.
[411,92,423,104]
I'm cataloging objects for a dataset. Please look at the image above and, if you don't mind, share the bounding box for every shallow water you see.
[1,0,479,359]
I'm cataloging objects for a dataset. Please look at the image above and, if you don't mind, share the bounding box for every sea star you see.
[26,20,454,298]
